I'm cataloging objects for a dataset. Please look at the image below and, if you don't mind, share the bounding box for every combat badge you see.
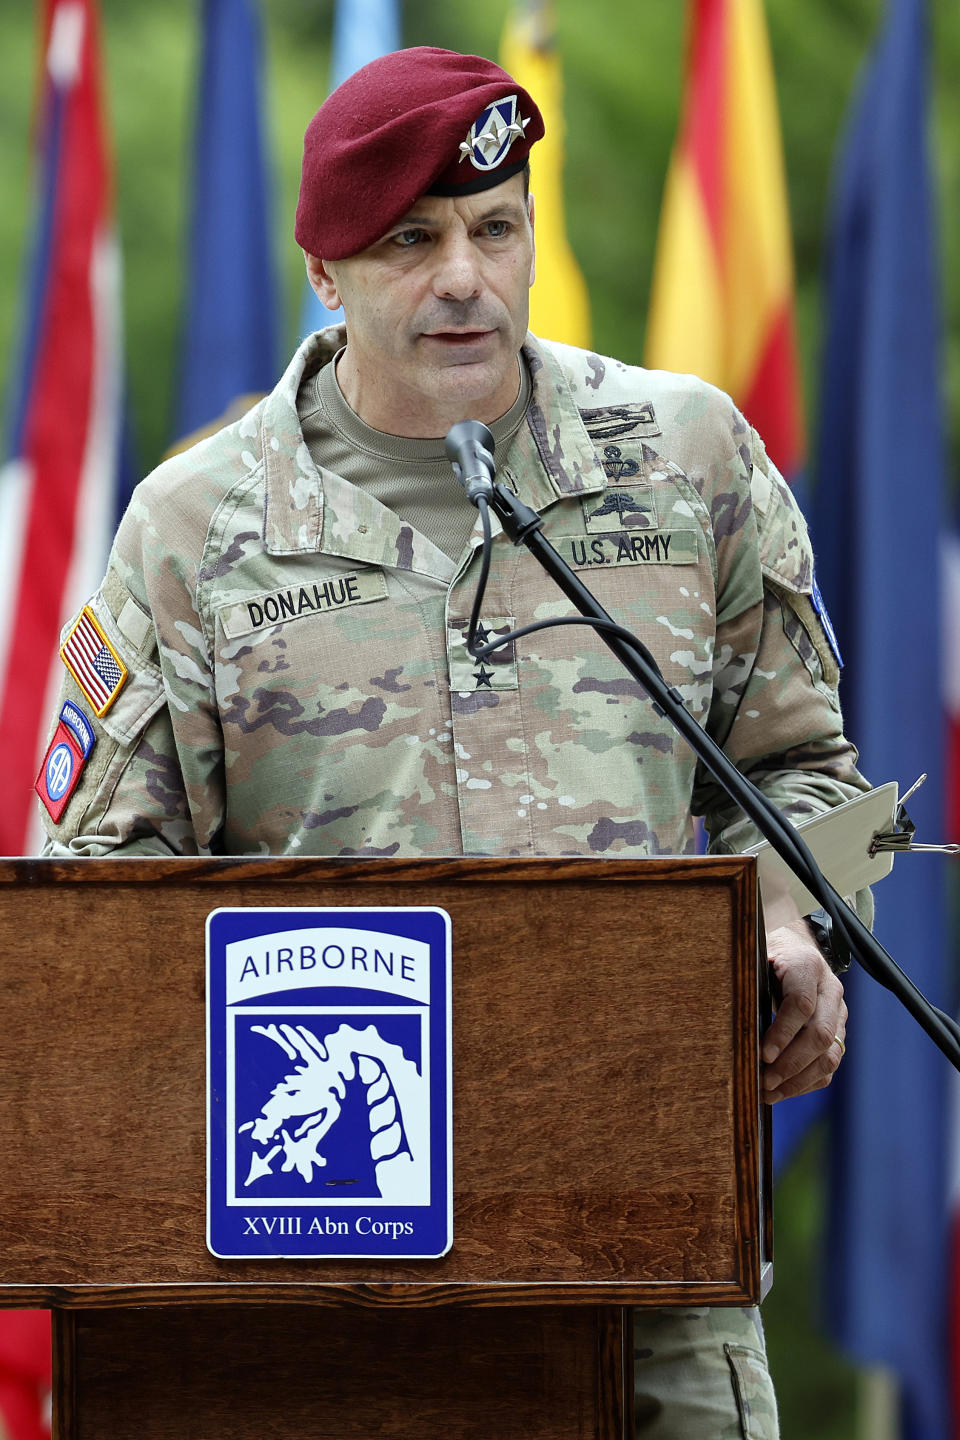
[35,701,96,822]
[59,605,127,716]
[207,906,452,1260]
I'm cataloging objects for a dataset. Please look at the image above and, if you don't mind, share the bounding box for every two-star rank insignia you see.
[448,616,518,694]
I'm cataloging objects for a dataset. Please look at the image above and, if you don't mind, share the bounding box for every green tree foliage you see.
[1,5,957,1433]
[1,1,958,477]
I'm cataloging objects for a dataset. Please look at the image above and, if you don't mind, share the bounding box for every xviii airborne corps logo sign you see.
[206,908,452,1259]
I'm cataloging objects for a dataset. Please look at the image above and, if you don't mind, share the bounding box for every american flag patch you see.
[60,607,128,717]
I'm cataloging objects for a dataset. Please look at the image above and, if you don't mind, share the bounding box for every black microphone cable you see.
[446,422,960,1069]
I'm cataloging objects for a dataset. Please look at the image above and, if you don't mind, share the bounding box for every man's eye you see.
[392,228,425,247]
[483,220,510,238]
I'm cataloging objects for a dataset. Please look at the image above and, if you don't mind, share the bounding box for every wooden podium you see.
[0,856,771,1439]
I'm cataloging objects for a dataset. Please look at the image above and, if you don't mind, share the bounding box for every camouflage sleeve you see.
[37,482,224,857]
[693,427,873,923]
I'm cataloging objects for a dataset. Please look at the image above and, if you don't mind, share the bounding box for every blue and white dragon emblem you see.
[238,1021,428,1206]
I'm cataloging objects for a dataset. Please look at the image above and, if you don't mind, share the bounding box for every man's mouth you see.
[422,329,494,345]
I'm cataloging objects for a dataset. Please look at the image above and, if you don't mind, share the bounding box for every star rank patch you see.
[59,606,128,716]
[35,702,96,822]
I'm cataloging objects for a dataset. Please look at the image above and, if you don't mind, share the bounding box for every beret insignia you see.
[459,96,531,172]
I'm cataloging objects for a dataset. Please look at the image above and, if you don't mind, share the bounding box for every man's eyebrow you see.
[390,214,434,229]
[387,200,527,231]
[473,201,526,223]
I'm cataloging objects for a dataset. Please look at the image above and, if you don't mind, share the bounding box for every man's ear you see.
[304,253,341,311]
[527,194,536,288]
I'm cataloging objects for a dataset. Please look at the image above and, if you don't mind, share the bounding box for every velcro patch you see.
[557,530,698,570]
[579,402,660,441]
[582,481,657,533]
[218,570,388,640]
[59,699,96,757]
[60,606,128,717]
[447,617,518,693]
[35,717,90,822]
[811,577,843,668]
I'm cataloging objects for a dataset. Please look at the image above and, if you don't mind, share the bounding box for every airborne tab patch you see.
[59,699,96,757]
[60,607,128,717]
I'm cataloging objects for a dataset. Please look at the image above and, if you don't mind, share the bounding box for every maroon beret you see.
[295,46,544,260]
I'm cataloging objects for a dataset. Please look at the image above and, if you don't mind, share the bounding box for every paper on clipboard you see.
[743,782,898,922]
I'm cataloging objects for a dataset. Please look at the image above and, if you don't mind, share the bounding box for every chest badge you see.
[600,445,641,482]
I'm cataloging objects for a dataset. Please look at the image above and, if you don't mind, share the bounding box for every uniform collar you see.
[506,337,607,508]
[260,329,604,571]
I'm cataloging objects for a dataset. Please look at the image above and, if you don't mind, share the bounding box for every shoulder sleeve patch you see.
[59,607,128,717]
[748,430,813,595]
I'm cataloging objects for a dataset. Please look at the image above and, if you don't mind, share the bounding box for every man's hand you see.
[761,919,847,1104]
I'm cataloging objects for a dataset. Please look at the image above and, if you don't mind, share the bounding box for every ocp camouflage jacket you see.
[39,329,869,865]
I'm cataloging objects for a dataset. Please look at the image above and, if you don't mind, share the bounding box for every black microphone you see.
[444,421,496,506]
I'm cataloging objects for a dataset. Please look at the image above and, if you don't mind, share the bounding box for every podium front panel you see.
[0,856,769,1307]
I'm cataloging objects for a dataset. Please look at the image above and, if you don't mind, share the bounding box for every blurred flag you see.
[0,1311,50,1440]
[644,0,814,1174]
[300,0,400,338]
[811,1,950,1435]
[175,0,279,439]
[949,521,960,1438]
[0,0,124,857]
[946,528,960,845]
[499,0,591,348]
[0,0,126,1421]
[644,0,805,486]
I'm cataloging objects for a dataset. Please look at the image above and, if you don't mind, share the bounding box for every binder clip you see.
[868,775,960,857]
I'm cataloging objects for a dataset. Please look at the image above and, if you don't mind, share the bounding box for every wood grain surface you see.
[0,856,767,1307]
[53,1304,631,1440]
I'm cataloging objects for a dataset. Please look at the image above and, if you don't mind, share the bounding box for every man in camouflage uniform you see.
[37,47,861,1439]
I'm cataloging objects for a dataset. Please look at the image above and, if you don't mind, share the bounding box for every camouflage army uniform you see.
[41,328,867,1439]
[40,327,866,862]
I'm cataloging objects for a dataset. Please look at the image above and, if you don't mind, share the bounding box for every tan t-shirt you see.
[298,351,531,561]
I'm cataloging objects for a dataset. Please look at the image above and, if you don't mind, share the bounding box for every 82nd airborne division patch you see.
[35,700,96,822]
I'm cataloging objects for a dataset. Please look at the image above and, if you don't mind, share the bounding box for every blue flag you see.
[175,0,279,439]
[812,1,950,1434]
[299,0,401,339]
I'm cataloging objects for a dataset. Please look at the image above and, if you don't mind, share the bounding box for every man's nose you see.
[432,234,482,302]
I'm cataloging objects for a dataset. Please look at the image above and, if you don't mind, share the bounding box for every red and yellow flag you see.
[645,0,804,479]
